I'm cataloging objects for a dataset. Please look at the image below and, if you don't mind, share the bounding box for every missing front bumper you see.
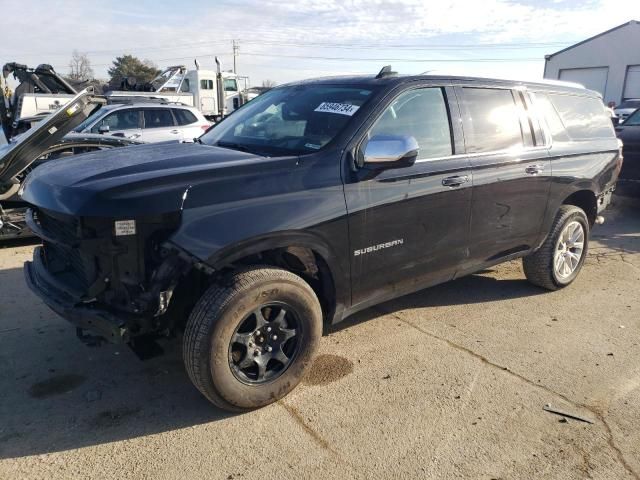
[24,252,130,343]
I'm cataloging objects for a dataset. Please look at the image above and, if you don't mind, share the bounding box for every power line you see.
[239,52,542,63]
[2,37,569,60]
[241,40,569,51]
[4,39,236,58]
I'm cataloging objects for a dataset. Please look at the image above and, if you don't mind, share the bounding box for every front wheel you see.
[183,266,322,411]
[523,205,590,290]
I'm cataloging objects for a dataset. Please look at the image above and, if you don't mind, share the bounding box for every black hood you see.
[20,142,278,216]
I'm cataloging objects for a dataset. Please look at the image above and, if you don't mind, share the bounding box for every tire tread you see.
[183,266,319,411]
[523,205,589,291]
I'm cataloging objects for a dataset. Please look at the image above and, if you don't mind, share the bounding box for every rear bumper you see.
[597,186,614,214]
[25,247,130,343]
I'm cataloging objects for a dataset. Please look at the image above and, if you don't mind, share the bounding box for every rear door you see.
[456,86,551,272]
[344,85,472,307]
[173,108,205,140]
[140,108,182,142]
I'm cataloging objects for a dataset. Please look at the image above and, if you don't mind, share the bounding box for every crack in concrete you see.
[278,400,337,455]
[278,399,360,476]
[380,309,640,480]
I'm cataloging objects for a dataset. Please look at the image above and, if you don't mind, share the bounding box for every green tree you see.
[108,55,160,89]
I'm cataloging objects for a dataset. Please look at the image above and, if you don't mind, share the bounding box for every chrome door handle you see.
[442,175,469,187]
[170,129,180,134]
[525,164,545,175]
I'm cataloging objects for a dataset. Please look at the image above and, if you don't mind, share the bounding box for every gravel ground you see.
[0,204,638,479]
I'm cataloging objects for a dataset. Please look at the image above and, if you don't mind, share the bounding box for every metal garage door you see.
[558,67,608,96]
[623,65,640,100]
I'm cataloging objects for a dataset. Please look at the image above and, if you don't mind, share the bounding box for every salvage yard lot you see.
[0,205,639,479]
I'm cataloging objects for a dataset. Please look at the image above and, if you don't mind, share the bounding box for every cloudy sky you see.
[2,0,640,86]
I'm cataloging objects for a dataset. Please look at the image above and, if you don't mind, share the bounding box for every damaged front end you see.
[24,207,192,348]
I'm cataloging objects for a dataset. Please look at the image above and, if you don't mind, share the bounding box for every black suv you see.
[12,71,622,411]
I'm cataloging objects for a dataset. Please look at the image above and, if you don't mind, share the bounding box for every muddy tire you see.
[183,266,322,411]
[523,205,590,291]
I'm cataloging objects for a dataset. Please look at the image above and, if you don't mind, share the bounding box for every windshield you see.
[623,108,640,126]
[73,107,108,132]
[199,84,375,156]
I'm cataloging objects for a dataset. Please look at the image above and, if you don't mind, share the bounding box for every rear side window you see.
[533,93,570,142]
[173,109,198,126]
[367,87,452,159]
[144,109,175,129]
[459,88,523,153]
[547,94,614,140]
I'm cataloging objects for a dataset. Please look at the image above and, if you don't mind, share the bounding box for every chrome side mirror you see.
[98,125,110,134]
[363,134,419,168]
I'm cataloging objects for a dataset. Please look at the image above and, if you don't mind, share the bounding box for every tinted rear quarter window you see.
[173,109,198,126]
[547,94,614,140]
[460,87,523,153]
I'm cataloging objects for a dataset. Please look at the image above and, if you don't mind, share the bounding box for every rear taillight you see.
[201,124,210,132]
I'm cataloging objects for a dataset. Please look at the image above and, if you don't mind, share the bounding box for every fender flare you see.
[537,180,598,248]
[203,230,350,323]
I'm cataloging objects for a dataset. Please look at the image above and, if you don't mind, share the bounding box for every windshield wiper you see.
[216,141,254,153]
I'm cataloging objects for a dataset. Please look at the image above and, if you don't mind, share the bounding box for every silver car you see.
[72,102,211,142]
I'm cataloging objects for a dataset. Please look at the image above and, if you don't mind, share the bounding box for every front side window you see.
[90,109,139,133]
[143,109,175,129]
[224,79,238,92]
[200,85,376,156]
[460,88,523,153]
[364,87,452,159]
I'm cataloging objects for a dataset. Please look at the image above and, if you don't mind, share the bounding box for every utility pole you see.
[232,39,239,73]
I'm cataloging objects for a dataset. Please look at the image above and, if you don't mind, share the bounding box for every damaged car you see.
[16,70,621,411]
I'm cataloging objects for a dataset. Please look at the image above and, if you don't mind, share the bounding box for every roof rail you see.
[535,79,586,89]
[376,65,397,79]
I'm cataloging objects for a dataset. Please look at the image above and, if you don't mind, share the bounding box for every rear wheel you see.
[523,205,590,290]
[183,266,322,411]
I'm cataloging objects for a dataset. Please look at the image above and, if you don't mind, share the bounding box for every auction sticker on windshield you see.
[314,102,360,116]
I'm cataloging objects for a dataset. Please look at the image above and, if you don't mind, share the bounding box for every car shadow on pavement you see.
[0,264,541,459]
[328,271,545,334]
[0,268,237,460]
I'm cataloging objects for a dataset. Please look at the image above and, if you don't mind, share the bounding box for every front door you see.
[344,85,472,308]
[91,108,142,140]
[455,86,551,269]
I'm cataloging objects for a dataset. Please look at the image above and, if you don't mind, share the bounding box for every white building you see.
[544,20,640,105]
